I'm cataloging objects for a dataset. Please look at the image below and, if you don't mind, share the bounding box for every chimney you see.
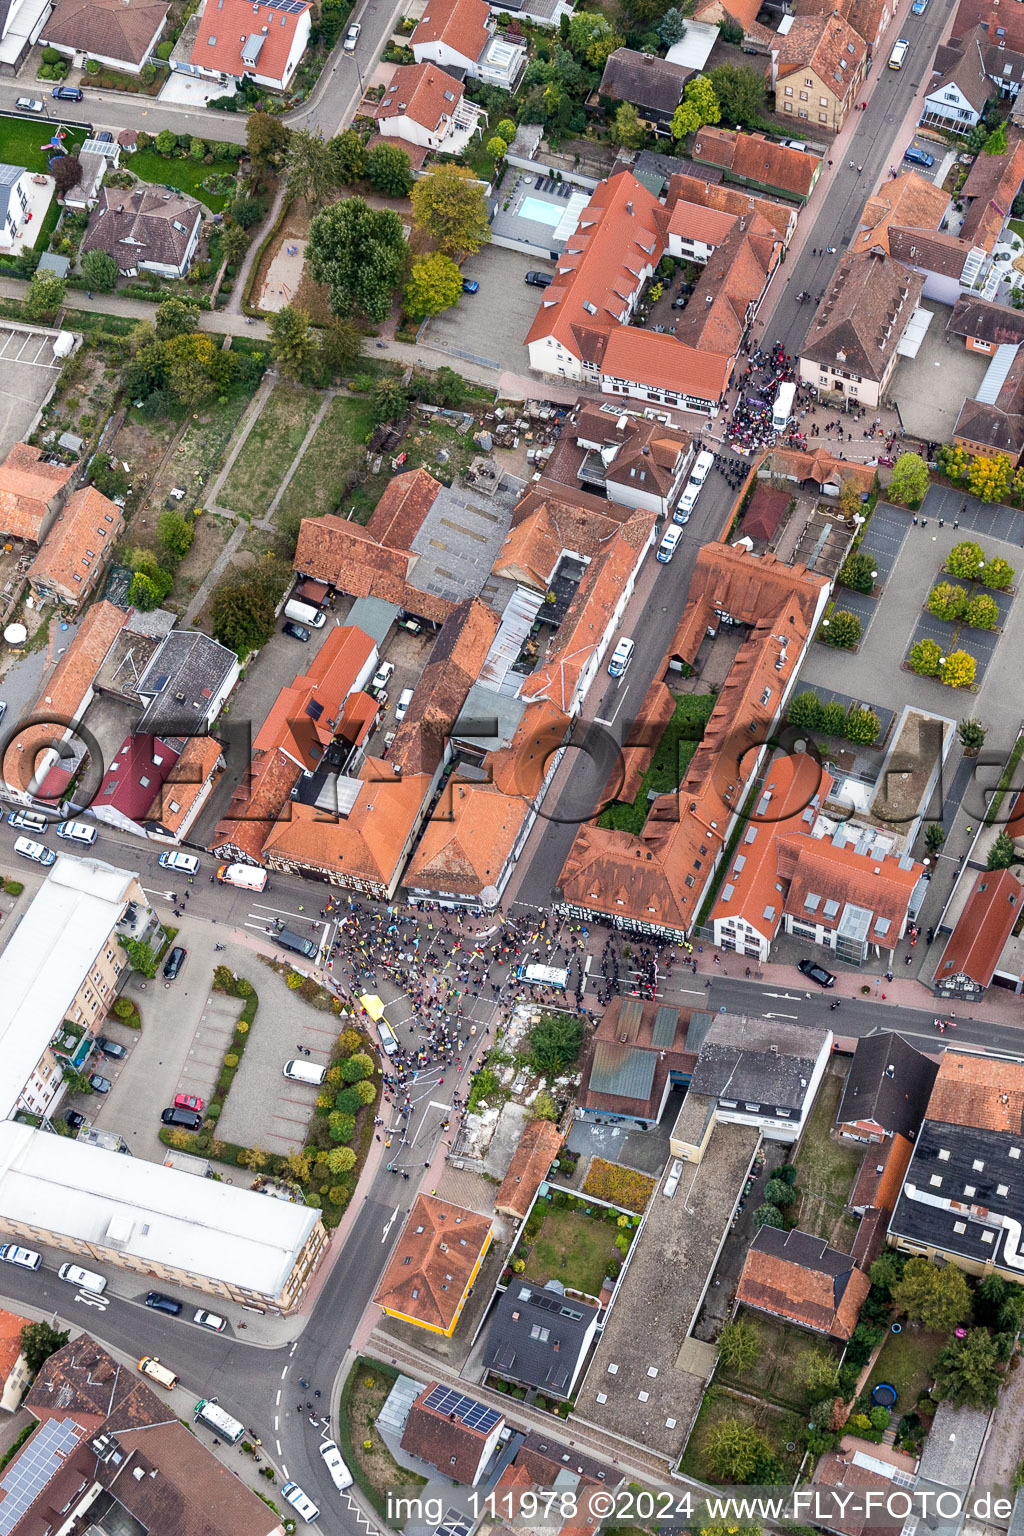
[626,201,633,215]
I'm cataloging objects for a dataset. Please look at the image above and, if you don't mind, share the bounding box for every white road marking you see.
[764,1011,798,1019]
[73,1292,108,1309]
[275,1439,282,1455]
[275,1389,281,1405]
[382,1206,399,1242]
[280,1366,288,1379]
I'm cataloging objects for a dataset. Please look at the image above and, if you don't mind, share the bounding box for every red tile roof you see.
[667,197,738,247]
[494,1120,563,1219]
[28,485,123,606]
[43,0,168,67]
[373,1194,492,1331]
[773,10,867,87]
[933,867,1023,990]
[401,1385,501,1483]
[188,0,311,86]
[254,623,375,772]
[925,1051,1024,1134]
[667,172,798,244]
[737,1225,871,1339]
[776,831,924,944]
[601,326,732,401]
[0,443,75,544]
[369,467,442,549]
[146,735,223,836]
[692,127,821,199]
[411,0,489,63]
[0,1307,30,1384]
[377,63,465,131]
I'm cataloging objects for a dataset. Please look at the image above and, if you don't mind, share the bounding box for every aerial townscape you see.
[6,0,1024,1531]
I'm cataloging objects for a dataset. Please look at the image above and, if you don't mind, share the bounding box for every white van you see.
[395,686,414,723]
[657,526,681,563]
[0,1244,40,1271]
[158,850,200,875]
[284,598,326,629]
[675,481,701,523]
[321,1438,354,1490]
[58,1263,106,1294]
[282,1482,320,1524]
[888,37,909,67]
[689,449,714,485]
[137,1357,179,1390]
[215,863,268,891]
[377,1020,399,1056]
[56,820,97,845]
[283,1059,327,1086]
[194,1398,245,1443]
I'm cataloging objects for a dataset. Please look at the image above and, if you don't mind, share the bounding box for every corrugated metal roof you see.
[651,1005,679,1049]
[589,1042,657,1102]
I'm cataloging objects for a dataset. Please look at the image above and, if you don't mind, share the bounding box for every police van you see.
[194,1399,245,1443]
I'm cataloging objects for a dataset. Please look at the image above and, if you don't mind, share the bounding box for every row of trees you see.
[927,583,1000,629]
[945,539,1015,590]
[938,443,1024,507]
[789,690,880,745]
[908,640,976,688]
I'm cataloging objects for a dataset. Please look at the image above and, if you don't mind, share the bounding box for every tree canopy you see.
[892,1255,973,1331]
[307,197,408,322]
[404,252,463,321]
[410,164,490,257]
[671,76,721,139]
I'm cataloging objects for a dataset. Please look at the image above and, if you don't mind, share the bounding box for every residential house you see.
[888,1052,1024,1280]
[142,735,225,842]
[0,1307,33,1412]
[770,12,868,131]
[914,1401,989,1510]
[851,168,951,259]
[62,137,121,211]
[775,826,926,965]
[173,0,312,91]
[799,249,925,408]
[81,186,203,279]
[922,28,1004,133]
[932,868,1024,998]
[670,213,782,366]
[411,0,527,91]
[836,1031,938,1143]
[27,485,124,607]
[947,292,1024,352]
[92,733,193,837]
[759,442,876,495]
[597,49,692,136]
[538,403,694,518]
[848,1132,916,1264]
[400,1383,504,1485]
[953,344,1024,460]
[672,1012,831,1157]
[812,1438,920,1536]
[375,63,483,154]
[690,127,822,203]
[484,1282,600,1397]
[0,441,74,544]
[667,169,799,246]
[135,628,239,738]
[691,0,772,48]
[0,163,31,250]
[959,129,1024,251]
[599,327,733,413]
[14,1335,286,1536]
[952,0,1024,51]
[579,995,693,1126]
[736,1226,871,1339]
[373,1193,493,1336]
[494,1118,563,1220]
[557,543,830,938]
[40,0,168,71]
[666,197,742,266]
[789,0,893,55]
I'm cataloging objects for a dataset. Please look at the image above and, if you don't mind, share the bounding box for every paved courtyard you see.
[890,302,990,444]
[0,323,65,458]
[423,245,552,374]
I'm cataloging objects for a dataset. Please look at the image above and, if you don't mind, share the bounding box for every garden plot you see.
[219,383,321,521]
[787,1065,863,1248]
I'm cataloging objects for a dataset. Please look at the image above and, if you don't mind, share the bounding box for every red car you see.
[173,1093,204,1112]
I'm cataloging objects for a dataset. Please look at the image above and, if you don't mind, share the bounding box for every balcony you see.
[50,1020,91,1069]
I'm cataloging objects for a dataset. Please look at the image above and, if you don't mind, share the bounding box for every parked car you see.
[194,1309,227,1332]
[8,809,49,833]
[911,0,928,13]
[674,481,701,522]
[89,1074,112,1094]
[283,620,311,642]
[395,686,414,723]
[158,850,200,875]
[282,1483,320,1525]
[145,1291,182,1315]
[461,277,479,294]
[14,837,55,866]
[162,946,186,981]
[344,20,361,50]
[15,97,43,113]
[57,819,97,845]
[51,86,84,101]
[320,1439,353,1491]
[525,270,553,287]
[0,1245,40,1270]
[371,659,395,694]
[607,637,634,677]
[63,1109,85,1130]
[656,526,682,563]
[904,144,935,168]
[95,1037,127,1060]
[174,1093,204,1112]
[888,37,909,68]
[162,1106,202,1130]
[798,957,836,988]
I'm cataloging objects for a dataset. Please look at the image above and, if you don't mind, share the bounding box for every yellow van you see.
[137,1357,178,1390]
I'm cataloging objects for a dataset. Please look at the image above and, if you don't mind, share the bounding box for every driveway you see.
[423,246,551,374]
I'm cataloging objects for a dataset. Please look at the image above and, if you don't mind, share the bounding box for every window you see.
[804,76,812,85]
[929,1175,942,1187]
[820,96,827,106]
[785,85,793,95]
[799,90,808,101]
[973,1159,985,1171]
[938,1148,950,1161]
[964,1185,976,1197]
[208,33,217,43]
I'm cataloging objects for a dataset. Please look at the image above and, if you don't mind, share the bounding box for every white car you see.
[16,97,43,113]
[371,659,395,694]
[656,526,681,563]
[607,637,634,678]
[0,1244,40,1270]
[282,1482,320,1523]
[14,836,55,866]
[193,1309,227,1332]
[675,480,701,522]
[344,21,361,50]
[320,1438,353,1490]
[395,686,414,722]
[158,850,200,875]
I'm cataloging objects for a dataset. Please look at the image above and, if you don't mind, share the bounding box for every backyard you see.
[128,147,236,212]
[0,119,86,174]
[519,1200,626,1300]
[218,382,321,521]
[678,1384,807,1485]
[864,1323,944,1410]
[599,693,717,833]
[716,1312,842,1411]
[274,393,376,537]
[788,1064,863,1246]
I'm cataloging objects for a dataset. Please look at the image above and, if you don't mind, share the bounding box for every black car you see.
[283,620,311,642]
[63,1109,85,1130]
[525,270,553,288]
[145,1291,182,1316]
[798,957,836,989]
[51,85,84,101]
[161,1106,202,1130]
[162,946,186,980]
[95,1037,127,1060]
[89,1073,112,1094]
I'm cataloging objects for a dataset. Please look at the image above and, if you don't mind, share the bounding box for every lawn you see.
[716,1312,841,1410]
[522,1204,620,1299]
[599,693,717,833]
[128,148,235,212]
[275,394,376,537]
[678,1385,806,1484]
[219,383,321,521]
[337,1358,427,1523]
[864,1324,944,1411]
[0,118,86,175]
[789,1064,864,1246]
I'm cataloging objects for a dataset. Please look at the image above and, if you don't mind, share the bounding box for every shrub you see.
[85,58,100,74]
[965,593,999,629]
[788,690,822,731]
[820,699,848,736]
[822,609,861,648]
[845,706,880,745]
[581,1157,655,1213]
[927,583,967,622]
[286,970,304,989]
[909,638,943,676]
[752,1203,784,1228]
[839,550,877,592]
[946,540,986,580]
[224,1053,239,1068]
[983,556,1014,589]
[113,997,135,1020]
[941,649,976,689]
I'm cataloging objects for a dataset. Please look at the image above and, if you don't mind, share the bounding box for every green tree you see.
[946,540,986,580]
[820,699,847,735]
[987,830,1018,870]
[372,376,408,425]
[411,163,490,257]
[958,718,986,754]
[965,592,999,629]
[887,451,930,507]
[752,1203,784,1228]
[909,638,943,676]
[322,317,364,376]
[328,1111,357,1142]
[765,1177,797,1207]
[329,129,366,185]
[941,649,976,689]
[247,111,290,168]
[983,120,1008,156]
[788,690,823,731]
[839,550,877,593]
[404,251,463,321]
[25,271,65,321]
[846,707,880,745]
[983,555,1015,589]
[869,1249,906,1298]
[716,1319,760,1373]
[325,1145,356,1174]
[567,11,622,65]
[155,128,177,155]
[157,508,194,565]
[129,571,162,610]
[659,6,687,44]
[925,822,947,856]
[431,365,468,407]
[120,937,158,977]
[20,1322,69,1374]
[703,1418,771,1483]
[611,102,647,149]
[268,304,318,381]
[821,609,861,648]
[307,196,408,322]
[229,193,265,229]
[529,1012,583,1075]
[893,1255,973,1331]
[532,1088,559,1121]
[81,248,118,292]
[155,294,200,340]
[211,554,289,657]
[164,332,224,408]
[130,551,173,605]
[496,118,517,142]
[928,582,967,622]
[795,1348,840,1395]
[671,75,721,139]
[486,135,508,159]
[220,223,251,267]
[354,1077,376,1106]
[189,136,206,161]
[933,1329,1003,1409]
[366,141,414,197]
[707,63,766,129]
[285,128,337,204]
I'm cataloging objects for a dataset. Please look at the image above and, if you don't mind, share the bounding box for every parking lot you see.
[891,302,990,442]
[0,324,67,458]
[423,245,554,374]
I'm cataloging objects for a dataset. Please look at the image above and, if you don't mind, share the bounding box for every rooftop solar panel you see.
[0,1418,83,1534]
[423,1384,501,1435]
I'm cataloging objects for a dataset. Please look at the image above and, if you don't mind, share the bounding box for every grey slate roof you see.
[484,1282,598,1394]
[689,1012,828,1114]
[598,48,691,115]
[836,1031,937,1139]
[889,1117,1024,1270]
[136,630,236,734]
[947,294,1024,348]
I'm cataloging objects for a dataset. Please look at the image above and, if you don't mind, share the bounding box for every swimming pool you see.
[520,195,564,227]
